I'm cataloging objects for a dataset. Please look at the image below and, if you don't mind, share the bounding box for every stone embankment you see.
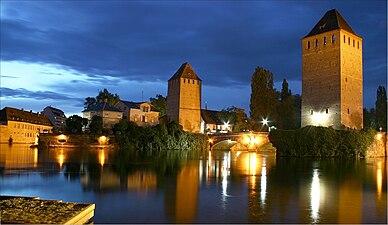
[39,133,116,148]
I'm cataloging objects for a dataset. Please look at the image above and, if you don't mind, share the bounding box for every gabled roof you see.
[168,62,202,81]
[0,107,52,126]
[119,100,158,112]
[305,9,358,38]
[83,102,122,112]
[201,109,223,125]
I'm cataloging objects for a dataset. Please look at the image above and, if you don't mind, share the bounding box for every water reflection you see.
[0,145,386,224]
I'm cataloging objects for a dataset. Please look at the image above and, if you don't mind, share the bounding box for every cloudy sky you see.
[1,0,386,117]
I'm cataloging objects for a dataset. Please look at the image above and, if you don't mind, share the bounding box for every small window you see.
[343,35,346,43]
[345,78,347,82]
[347,109,350,114]
[353,39,355,47]
[311,110,314,115]
[348,37,350,45]
[142,116,146,122]
[184,79,186,83]
[197,80,200,85]
[192,80,194,84]
[307,41,310,49]
[326,108,329,114]
[357,41,359,49]
[323,37,327,45]
[315,39,318,47]
[331,34,335,43]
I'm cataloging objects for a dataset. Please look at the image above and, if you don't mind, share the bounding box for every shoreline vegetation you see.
[113,120,208,152]
[269,126,376,158]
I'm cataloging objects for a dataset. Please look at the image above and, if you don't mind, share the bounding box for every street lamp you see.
[261,118,270,132]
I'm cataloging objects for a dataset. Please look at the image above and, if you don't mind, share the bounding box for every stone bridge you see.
[208,132,269,150]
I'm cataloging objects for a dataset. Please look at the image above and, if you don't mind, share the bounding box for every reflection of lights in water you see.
[310,169,320,222]
[221,152,230,209]
[199,160,203,182]
[99,150,105,166]
[260,161,267,205]
[249,153,257,175]
[33,148,38,168]
[376,161,382,199]
[58,153,64,170]
[207,151,212,181]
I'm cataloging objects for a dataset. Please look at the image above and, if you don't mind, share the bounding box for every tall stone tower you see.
[167,62,202,133]
[301,9,363,130]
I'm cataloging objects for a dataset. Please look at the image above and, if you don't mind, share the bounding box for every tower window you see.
[331,34,335,43]
[326,108,329,114]
[353,39,355,47]
[192,80,194,84]
[343,35,345,43]
[197,80,200,85]
[357,41,359,49]
[323,37,327,45]
[307,41,310,49]
[310,110,314,115]
[184,79,186,83]
[348,37,350,45]
[315,39,318,47]
[347,109,350,114]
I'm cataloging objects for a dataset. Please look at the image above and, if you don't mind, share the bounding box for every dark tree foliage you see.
[220,106,251,132]
[276,79,297,129]
[150,94,167,117]
[363,108,376,129]
[269,126,376,158]
[84,88,120,109]
[113,120,208,151]
[89,115,103,134]
[250,67,277,122]
[65,115,88,134]
[375,86,387,131]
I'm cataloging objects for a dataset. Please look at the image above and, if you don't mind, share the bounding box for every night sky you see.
[1,0,386,116]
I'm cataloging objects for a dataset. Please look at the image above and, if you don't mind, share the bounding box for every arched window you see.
[307,41,310,49]
[323,37,327,45]
[315,39,318,47]
[331,34,335,43]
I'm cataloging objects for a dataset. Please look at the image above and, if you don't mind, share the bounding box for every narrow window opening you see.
[310,110,314,115]
[348,37,350,45]
[192,80,194,84]
[357,41,359,49]
[323,37,327,45]
[326,108,329,114]
[353,39,355,47]
[343,35,345,43]
[315,39,318,47]
[347,109,350,114]
[307,41,310,49]
[331,34,335,43]
[183,79,186,83]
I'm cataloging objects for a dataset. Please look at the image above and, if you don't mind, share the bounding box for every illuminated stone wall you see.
[302,30,363,129]
[167,77,202,133]
[0,121,52,144]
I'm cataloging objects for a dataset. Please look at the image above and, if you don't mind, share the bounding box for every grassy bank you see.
[269,126,375,158]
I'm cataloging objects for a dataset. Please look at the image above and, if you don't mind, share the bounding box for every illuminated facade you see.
[200,109,232,134]
[83,102,123,129]
[0,107,53,144]
[167,62,202,133]
[302,9,363,129]
[116,100,159,127]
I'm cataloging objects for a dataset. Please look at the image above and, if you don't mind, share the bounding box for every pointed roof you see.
[168,62,202,81]
[305,9,358,38]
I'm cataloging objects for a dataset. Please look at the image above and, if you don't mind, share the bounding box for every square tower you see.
[301,9,363,130]
[167,62,202,133]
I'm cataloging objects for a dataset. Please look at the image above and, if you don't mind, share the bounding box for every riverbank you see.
[269,126,386,158]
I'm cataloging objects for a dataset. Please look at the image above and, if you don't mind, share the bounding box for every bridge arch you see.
[211,140,238,150]
[208,132,269,151]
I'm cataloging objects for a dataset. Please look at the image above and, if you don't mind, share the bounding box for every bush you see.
[269,126,375,158]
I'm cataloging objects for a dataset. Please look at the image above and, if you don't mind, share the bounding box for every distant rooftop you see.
[120,100,158,111]
[83,102,122,112]
[305,9,358,38]
[0,107,52,126]
[169,62,202,81]
[201,109,223,125]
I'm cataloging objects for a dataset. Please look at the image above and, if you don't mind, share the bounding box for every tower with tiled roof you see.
[167,62,202,133]
[301,9,363,130]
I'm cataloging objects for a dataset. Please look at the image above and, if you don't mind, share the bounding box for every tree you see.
[375,86,387,131]
[65,115,88,134]
[89,115,103,134]
[276,79,297,129]
[220,106,251,132]
[249,67,277,123]
[84,88,120,109]
[150,94,167,117]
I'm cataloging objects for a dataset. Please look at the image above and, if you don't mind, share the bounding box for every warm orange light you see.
[58,154,64,170]
[57,134,67,143]
[376,161,382,199]
[208,138,213,144]
[33,148,38,168]
[99,150,105,167]
[376,133,383,140]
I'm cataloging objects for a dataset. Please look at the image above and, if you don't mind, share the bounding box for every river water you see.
[0,144,386,224]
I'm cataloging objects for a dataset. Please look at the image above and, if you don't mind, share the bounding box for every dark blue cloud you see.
[0,0,386,110]
[1,87,82,102]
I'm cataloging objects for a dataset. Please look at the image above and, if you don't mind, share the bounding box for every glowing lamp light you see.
[261,118,268,126]
[376,133,383,140]
[311,112,328,125]
[99,135,108,144]
[208,138,213,144]
[57,134,67,143]
[244,136,251,144]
